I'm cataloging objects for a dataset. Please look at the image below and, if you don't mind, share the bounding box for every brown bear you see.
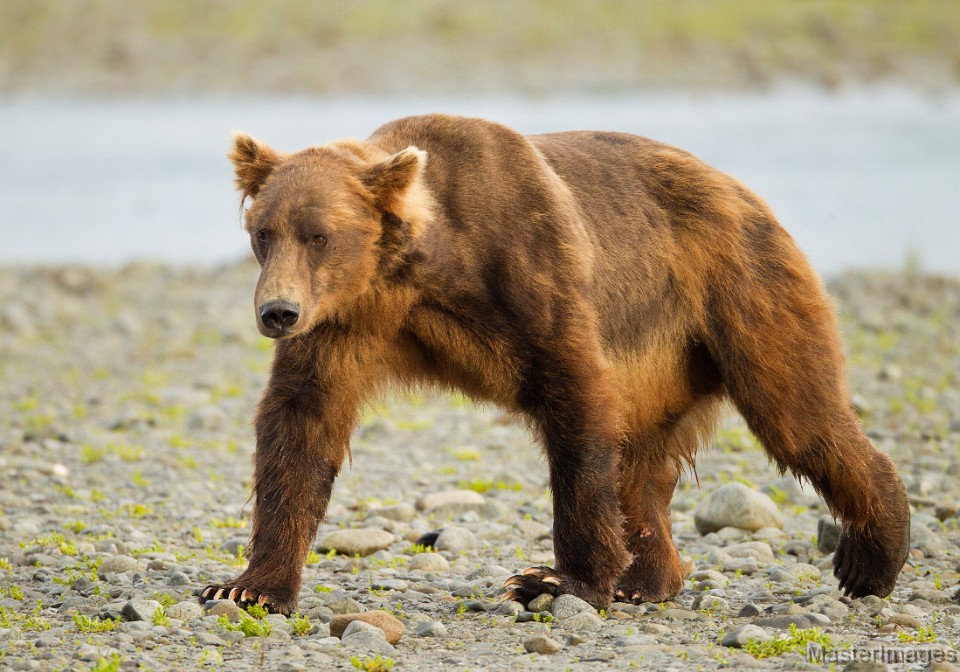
[200,113,909,615]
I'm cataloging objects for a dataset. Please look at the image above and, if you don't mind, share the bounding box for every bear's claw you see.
[613,587,646,605]
[199,584,274,611]
[500,565,564,606]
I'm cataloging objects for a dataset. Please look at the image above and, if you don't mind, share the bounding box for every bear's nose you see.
[259,300,300,332]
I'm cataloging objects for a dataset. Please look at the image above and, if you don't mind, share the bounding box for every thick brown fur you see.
[200,115,910,615]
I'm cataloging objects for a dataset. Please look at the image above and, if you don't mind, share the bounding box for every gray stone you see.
[658,609,706,621]
[523,634,563,654]
[495,600,523,617]
[165,601,202,621]
[692,595,730,612]
[817,516,842,553]
[841,662,890,671]
[694,483,784,534]
[375,503,416,522]
[317,528,394,557]
[550,594,595,619]
[527,593,554,613]
[414,621,448,638]
[752,613,830,629]
[120,599,162,622]
[722,624,772,648]
[911,520,949,556]
[408,553,450,572]
[690,569,728,585]
[325,597,365,615]
[560,612,603,632]
[465,564,511,580]
[433,526,476,552]
[99,556,141,574]
[187,407,225,431]
[416,490,485,512]
[340,627,395,655]
[724,541,775,564]
[738,604,763,617]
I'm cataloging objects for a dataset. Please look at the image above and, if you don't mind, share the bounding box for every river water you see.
[1,88,958,275]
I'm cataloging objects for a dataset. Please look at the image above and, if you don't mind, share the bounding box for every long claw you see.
[258,594,269,606]
[502,576,523,588]
[202,587,216,599]
[213,588,226,600]
[241,590,256,603]
[228,587,240,601]
[542,575,560,586]
[500,589,522,603]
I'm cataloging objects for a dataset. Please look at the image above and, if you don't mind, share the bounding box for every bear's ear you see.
[229,131,282,202]
[360,147,432,224]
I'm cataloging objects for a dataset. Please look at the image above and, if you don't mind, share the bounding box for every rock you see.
[329,611,404,644]
[166,601,202,621]
[187,407,225,431]
[414,621,448,638]
[694,483,783,534]
[763,476,820,506]
[524,634,563,654]
[465,564,511,580]
[340,625,395,655]
[495,601,523,617]
[99,556,141,574]
[433,527,476,552]
[842,662,890,671]
[408,553,450,572]
[722,624,772,648]
[416,490,485,512]
[752,613,829,629]
[887,613,922,629]
[817,516,842,553]
[375,503,416,522]
[691,569,728,584]
[317,528,394,557]
[528,593,554,613]
[120,599,162,622]
[724,541,775,564]
[935,504,959,521]
[692,595,729,612]
[206,601,247,623]
[560,612,603,632]
[738,604,763,617]
[325,597,365,615]
[550,594,595,619]
[911,521,949,556]
[658,609,706,621]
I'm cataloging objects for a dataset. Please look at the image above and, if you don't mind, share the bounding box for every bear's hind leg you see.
[706,251,909,598]
[614,436,684,605]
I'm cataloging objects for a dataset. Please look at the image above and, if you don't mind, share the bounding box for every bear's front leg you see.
[200,341,360,615]
[503,352,631,609]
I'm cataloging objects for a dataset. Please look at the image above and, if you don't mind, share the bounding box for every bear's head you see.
[229,132,432,339]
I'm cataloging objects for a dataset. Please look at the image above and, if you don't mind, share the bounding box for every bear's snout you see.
[258,299,300,337]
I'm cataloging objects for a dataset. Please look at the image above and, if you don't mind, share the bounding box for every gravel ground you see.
[1,261,959,671]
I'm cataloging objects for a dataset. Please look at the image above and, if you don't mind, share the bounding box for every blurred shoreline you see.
[2,1,959,97]
[2,88,958,276]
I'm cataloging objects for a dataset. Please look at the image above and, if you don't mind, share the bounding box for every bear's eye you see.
[255,229,269,245]
[311,234,327,249]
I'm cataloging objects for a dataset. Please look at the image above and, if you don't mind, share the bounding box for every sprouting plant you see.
[73,613,120,633]
[152,607,170,627]
[350,656,395,672]
[291,614,311,636]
